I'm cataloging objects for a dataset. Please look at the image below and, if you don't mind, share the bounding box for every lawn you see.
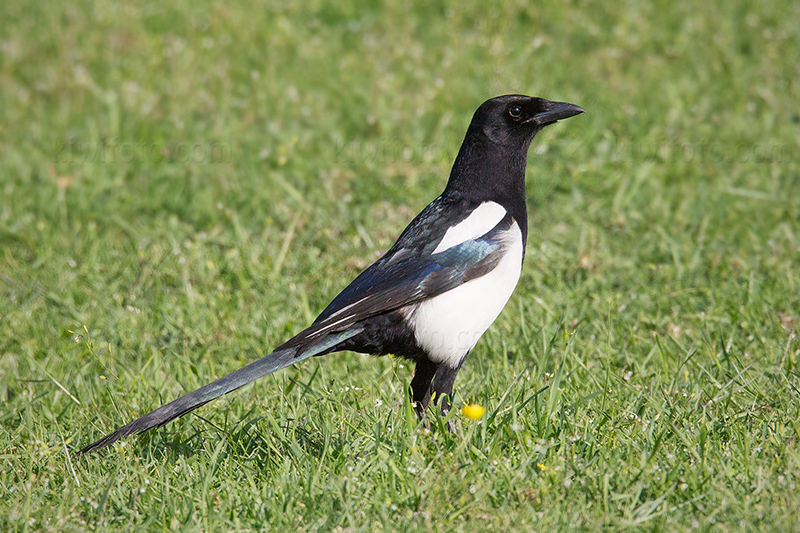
[1,0,799,530]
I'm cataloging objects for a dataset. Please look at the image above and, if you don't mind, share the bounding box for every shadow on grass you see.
[108,412,366,471]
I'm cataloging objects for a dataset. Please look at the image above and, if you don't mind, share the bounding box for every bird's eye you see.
[508,105,522,119]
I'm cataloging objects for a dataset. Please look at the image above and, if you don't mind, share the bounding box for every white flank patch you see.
[433,201,508,254]
[406,220,523,367]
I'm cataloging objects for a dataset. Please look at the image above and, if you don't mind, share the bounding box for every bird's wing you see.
[281,206,516,349]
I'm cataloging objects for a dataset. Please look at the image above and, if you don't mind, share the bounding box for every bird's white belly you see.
[405,221,523,368]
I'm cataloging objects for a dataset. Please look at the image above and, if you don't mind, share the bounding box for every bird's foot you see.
[440,403,457,433]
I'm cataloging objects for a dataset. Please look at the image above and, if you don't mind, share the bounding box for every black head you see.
[467,94,585,148]
[444,94,586,230]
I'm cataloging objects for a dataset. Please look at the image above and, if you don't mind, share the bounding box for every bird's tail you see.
[77,327,363,455]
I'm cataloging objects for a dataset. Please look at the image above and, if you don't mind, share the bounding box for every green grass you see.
[2,0,799,530]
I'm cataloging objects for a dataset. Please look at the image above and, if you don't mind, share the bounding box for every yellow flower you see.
[461,404,485,420]
[537,463,547,471]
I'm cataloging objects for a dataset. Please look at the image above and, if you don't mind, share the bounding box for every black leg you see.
[410,358,439,422]
[430,357,466,432]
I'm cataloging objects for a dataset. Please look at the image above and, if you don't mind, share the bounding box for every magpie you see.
[78,94,584,454]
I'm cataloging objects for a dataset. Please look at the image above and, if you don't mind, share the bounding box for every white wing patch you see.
[405,219,523,368]
[433,201,508,254]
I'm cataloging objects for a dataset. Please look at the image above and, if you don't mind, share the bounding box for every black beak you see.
[532,100,586,127]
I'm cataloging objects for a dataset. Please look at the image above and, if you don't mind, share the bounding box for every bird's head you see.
[468,94,585,148]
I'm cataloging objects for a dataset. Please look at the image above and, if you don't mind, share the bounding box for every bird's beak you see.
[531,100,586,127]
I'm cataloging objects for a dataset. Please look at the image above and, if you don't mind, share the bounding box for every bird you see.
[77,94,585,454]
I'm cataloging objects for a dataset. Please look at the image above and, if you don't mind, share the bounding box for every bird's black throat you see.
[443,134,531,246]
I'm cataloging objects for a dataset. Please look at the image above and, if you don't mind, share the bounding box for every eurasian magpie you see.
[78,94,584,454]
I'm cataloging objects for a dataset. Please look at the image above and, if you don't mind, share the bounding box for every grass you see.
[1,0,799,530]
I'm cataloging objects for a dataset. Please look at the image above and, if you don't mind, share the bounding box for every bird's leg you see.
[410,358,438,425]
[430,357,466,433]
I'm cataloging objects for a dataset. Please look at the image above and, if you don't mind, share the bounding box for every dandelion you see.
[461,404,485,420]
[537,462,547,471]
